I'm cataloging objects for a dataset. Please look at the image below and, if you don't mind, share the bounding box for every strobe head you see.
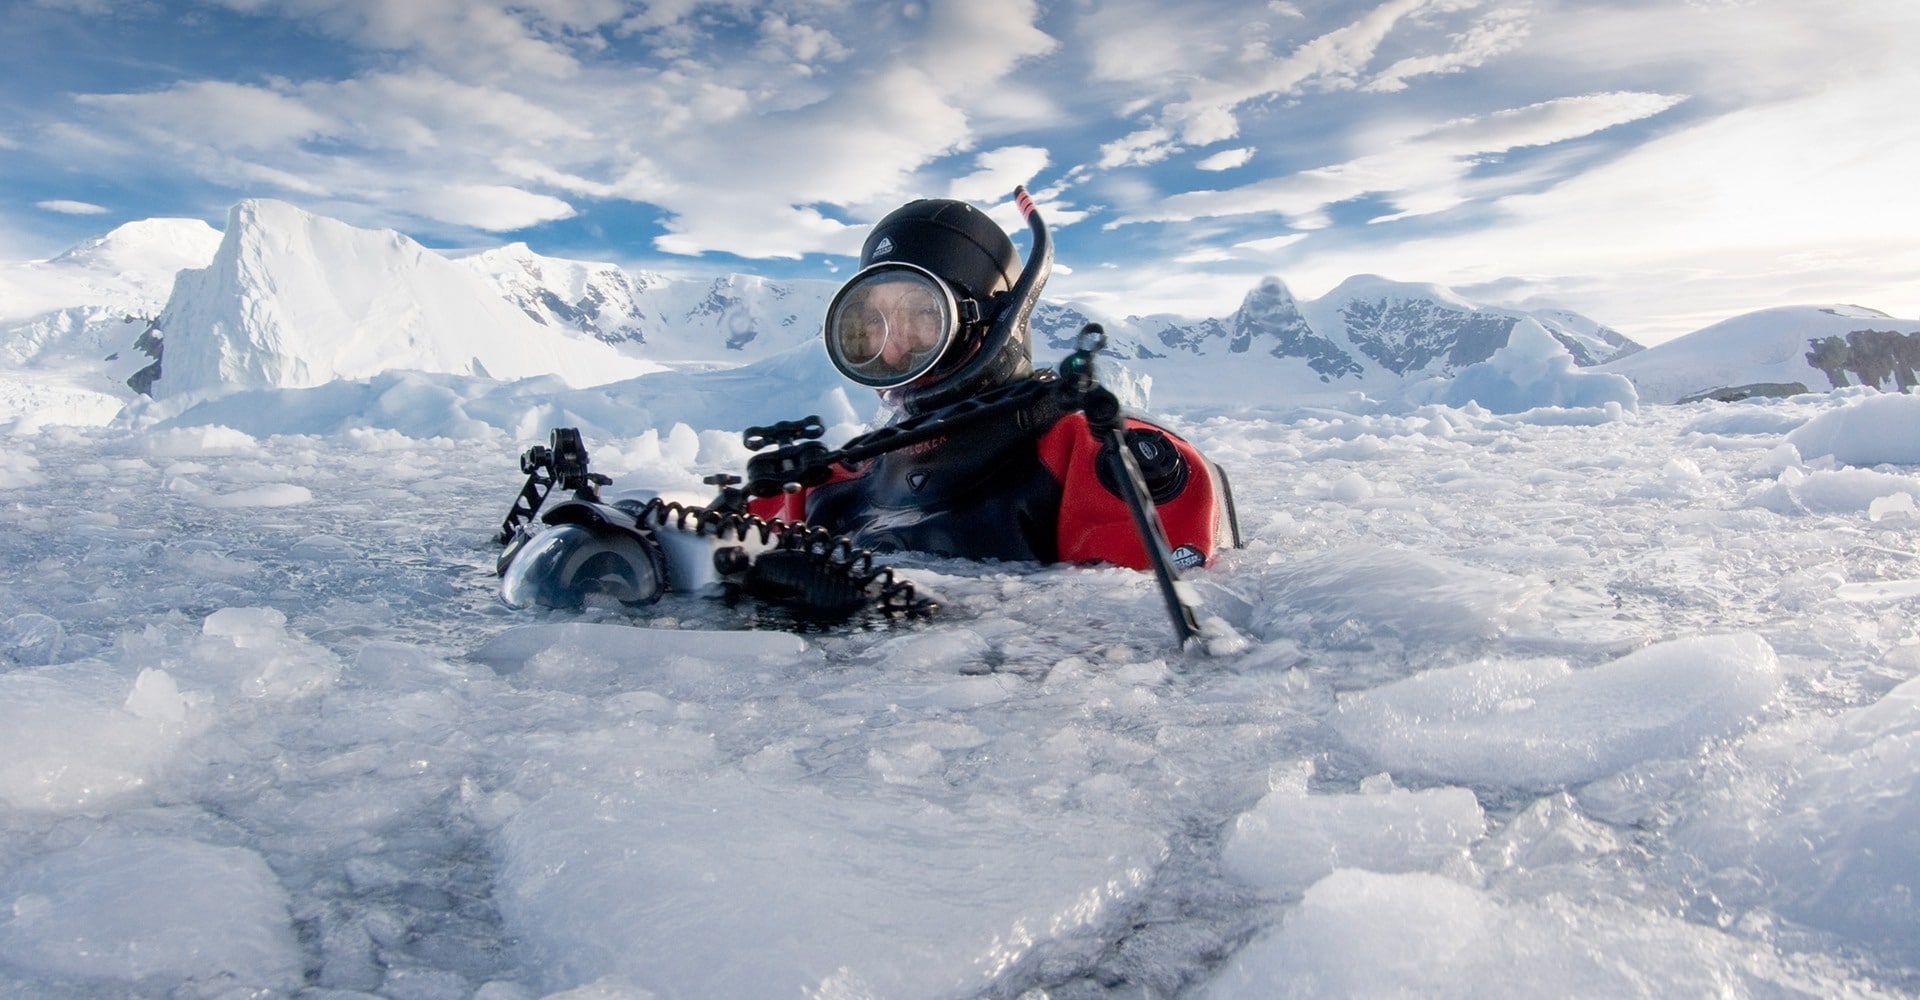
[520,427,601,493]
[546,427,591,490]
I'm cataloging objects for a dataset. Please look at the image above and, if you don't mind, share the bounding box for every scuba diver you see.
[748,195,1233,571]
[496,188,1239,643]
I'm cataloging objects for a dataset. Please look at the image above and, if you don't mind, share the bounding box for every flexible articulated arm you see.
[741,325,1209,647]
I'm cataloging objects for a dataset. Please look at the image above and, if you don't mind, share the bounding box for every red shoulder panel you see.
[1036,413,1224,570]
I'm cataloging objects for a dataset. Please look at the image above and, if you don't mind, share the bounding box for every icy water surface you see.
[1,395,1917,998]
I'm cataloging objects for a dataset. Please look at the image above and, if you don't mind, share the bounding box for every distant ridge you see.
[6,199,1918,410]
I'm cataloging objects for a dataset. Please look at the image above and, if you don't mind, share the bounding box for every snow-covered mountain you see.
[0,218,221,369]
[5,197,1918,426]
[143,201,666,400]
[447,244,833,361]
[1025,275,1644,387]
[0,218,222,332]
[0,217,226,423]
[447,242,666,346]
[1126,274,1641,379]
[1597,304,1920,404]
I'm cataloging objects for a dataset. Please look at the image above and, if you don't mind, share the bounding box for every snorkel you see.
[898,186,1052,415]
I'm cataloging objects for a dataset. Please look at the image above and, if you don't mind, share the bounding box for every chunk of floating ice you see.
[1254,545,1547,646]
[1868,491,1917,521]
[1221,776,1485,893]
[198,606,341,701]
[196,483,313,508]
[493,776,1165,997]
[0,669,197,813]
[1332,633,1782,790]
[1836,578,1920,602]
[0,612,65,666]
[0,834,300,988]
[1673,672,1920,967]
[1199,868,1825,997]
[470,622,806,673]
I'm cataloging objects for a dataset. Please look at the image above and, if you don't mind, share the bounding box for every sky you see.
[2,0,1917,345]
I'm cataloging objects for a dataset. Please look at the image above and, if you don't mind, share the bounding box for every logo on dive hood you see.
[872,236,894,258]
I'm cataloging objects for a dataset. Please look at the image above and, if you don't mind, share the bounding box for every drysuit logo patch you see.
[1172,544,1205,569]
[907,470,930,493]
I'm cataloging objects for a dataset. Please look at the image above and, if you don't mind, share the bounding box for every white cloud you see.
[1236,233,1309,253]
[36,200,110,215]
[1252,0,1431,93]
[208,0,597,77]
[1118,90,1685,227]
[614,0,711,38]
[1196,148,1256,171]
[1173,105,1240,147]
[605,0,1056,258]
[1162,73,1920,342]
[1099,127,1177,170]
[76,81,334,152]
[225,160,332,196]
[1524,0,1920,103]
[1365,7,1529,92]
[982,187,1091,238]
[1077,0,1241,86]
[948,147,1051,203]
[410,184,576,231]
[913,0,1056,90]
[316,71,592,149]
[1175,248,1236,264]
[1421,92,1689,153]
[651,197,858,260]
[495,157,622,200]
[756,11,850,66]
[27,0,133,11]
[1085,0,1514,172]
[71,70,592,175]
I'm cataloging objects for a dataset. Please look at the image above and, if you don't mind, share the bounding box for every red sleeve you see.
[1036,413,1226,570]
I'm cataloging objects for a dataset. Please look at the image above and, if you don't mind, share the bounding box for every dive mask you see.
[823,262,982,388]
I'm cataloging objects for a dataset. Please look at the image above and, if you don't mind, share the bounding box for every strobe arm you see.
[741,377,1060,498]
[739,323,1214,649]
[497,427,609,543]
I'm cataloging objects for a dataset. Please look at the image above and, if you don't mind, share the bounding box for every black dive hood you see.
[899,187,1053,415]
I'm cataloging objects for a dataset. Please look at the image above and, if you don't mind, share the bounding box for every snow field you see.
[0,389,1917,996]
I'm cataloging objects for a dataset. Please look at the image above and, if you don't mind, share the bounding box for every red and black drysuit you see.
[748,403,1230,570]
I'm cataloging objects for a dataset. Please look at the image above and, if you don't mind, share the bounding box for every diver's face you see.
[828,267,955,385]
[853,277,945,368]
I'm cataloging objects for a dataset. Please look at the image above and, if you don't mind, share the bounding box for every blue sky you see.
[3,0,1917,344]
